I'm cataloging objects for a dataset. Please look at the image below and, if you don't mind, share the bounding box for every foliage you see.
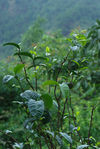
[0,20,100,149]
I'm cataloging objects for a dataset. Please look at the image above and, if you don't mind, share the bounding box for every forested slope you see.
[0,0,100,57]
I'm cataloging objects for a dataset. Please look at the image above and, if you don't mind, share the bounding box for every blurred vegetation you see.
[1,0,100,58]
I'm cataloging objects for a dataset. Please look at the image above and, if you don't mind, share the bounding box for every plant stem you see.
[39,139,42,149]
[15,75,24,92]
[54,51,70,99]
[88,106,95,145]
[35,67,38,91]
[67,98,71,131]
[61,97,68,129]
[69,97,83,143]
[47,70,51,93]
[18,54,34,90]
[57,99,61,131]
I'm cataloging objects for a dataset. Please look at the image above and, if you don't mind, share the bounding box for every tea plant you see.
[1,21,100,149]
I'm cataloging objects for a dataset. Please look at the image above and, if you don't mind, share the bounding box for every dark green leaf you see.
[3,75,14,83]
[28,99,44,119]
[41,93,53,109]
[14,64,24,74]
[34,56,48,61]
[28,63,47,70]
[14,52,33,59]
[28,65,34,70]
[96,19,100,25]
[41,110,51,124]
[3,42,20,49]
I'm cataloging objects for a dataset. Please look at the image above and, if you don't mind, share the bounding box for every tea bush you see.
[1,20,100,149]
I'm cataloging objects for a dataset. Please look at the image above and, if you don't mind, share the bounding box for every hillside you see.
[0,0,100,57]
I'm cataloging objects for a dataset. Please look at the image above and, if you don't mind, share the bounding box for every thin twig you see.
[54,50,71,99]
[34,67,38,91]
[57,99,61,131]
[87,106,95,145]
[18,54,34,90]
[37,125,56,149]
[67,98,71,131]
[69,97,83,143]
[61,97,68,129]
[54,52,71,131]
[15,75,24,92]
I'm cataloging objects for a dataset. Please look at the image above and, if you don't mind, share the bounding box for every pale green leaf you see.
[3,75,14,83]
[59,83,70,98]
[20,90,40,100]
[59,132,72,144]
[28,99,44,119]
[77,145,89,149]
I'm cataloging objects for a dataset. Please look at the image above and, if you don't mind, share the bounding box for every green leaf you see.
[14,52,33,59]
[71,46,79,51]
[45,130,54,137]
[45,131,63,146]
[81,86,95,99]
[24,118,35,129]
[41,110,51,124]
[13,142,23,149]
[79,67,88,70]
[3,42,20,49]
[46,46,50,53]
[53,100,58,108]
[59,132,72,144]
[96,19,100,25]
[77,145,89,149]
[81,59,88,63]
[28,99,44,119]
[20,90,40,100]
[72,60,80,66]
[41,93,53,109]
[34,56,48,61]
[28,63,47,70]
[5,130,12,134]
[3,75,14,83]
[56,135,63,146]
[13,101,24,105]
[69,124,77,132]
[14,64,24,74]
[59,83,70,98]
[28,65,34,70]
[43,80,59,86]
